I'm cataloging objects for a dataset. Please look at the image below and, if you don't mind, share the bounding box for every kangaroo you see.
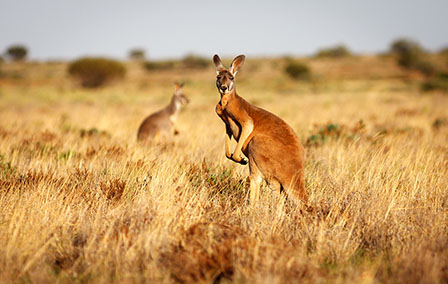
[137,82,189,142]
[213,54,307,205]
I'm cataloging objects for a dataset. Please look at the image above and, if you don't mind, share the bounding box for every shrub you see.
[414,60,437,76]
[181,54,209,69]
[389,38,435,76]
[143,60,176,71]
[306,123,343,146]
[0,56,3,77]
[432,117,448,130]
[316,45,351,58]
[421,72,448,93]
[396,49,421,69]
[284,61,311,80]
[143,54,209,72]
[128,48,146,61]
[306,120,367,147]
[68,57,126,88]
[5,45,28,61]
[438,46,448,57]
[439,47,448,66]
[390,38,423,55]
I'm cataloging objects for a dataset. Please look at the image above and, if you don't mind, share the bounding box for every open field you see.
[0,56,447,283]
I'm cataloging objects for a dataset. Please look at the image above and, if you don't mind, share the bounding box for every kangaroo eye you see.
[217,76,221,80]
[229,76,234,80]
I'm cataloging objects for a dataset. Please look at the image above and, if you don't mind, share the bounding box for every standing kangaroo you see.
[137,82,189,142]
[213,54,307,204]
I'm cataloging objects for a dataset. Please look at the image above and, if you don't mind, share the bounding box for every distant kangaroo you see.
[137,82,189,142]
[213,54,307,205]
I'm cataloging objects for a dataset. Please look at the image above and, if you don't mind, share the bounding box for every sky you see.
[0,0,447,61]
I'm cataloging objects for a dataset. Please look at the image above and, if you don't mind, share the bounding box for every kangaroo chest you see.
[169,113,178,125]
[216,101,241,140]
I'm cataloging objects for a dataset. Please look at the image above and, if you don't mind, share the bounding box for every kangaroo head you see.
[173,82,189,105]
[213,54,245,95]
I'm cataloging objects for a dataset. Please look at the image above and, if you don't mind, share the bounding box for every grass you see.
[0,56,447,283]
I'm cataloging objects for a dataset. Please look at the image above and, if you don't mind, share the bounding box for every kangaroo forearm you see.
[233,121,254,157]
[225,132,232,158]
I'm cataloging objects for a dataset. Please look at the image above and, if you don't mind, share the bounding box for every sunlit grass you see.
[0,57,447,283]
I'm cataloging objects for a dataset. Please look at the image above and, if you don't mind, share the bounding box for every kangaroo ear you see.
[229,55,245,76]
[213,54,225,74]
[174,82,183,91]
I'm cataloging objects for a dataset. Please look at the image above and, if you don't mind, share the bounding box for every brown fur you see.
[213,54,307,204]
[137,83,189,142]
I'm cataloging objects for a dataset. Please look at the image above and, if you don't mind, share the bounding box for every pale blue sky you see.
[1,0,447,60]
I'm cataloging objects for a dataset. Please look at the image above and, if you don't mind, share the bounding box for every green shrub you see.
[390,38,423,55]
[181,54,209,69]
[143,54,209,72]
[5,45,28,61]
[439,47,448,66]
[284,61,311,80]
[438,46,448,57]
[306,123,342,146]
[432,117,448,130]
[389,38,435,76]
[421,72,448,93]
[316,45,351,58]
[414,60,437,76]
[396,49,421,69]
[306,120,366,147]
[128,48,146,61]
[68,57,126,88]
[80,127,110,138]
[0,154,16,178]
[143,60,176,71]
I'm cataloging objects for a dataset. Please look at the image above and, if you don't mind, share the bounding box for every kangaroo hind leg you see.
[248,159,263,205]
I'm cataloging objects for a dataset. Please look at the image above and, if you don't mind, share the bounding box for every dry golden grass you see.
[0,56,447,283]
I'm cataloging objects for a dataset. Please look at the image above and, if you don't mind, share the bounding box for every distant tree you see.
[389,38,437,76]
[439,46,448,57]
[68,57,126,88]
[181,54,209,69]
[143,60,176,71]
[128,48,146,61]
[421,72,448,93]
[390,38,425,69]
[6,45,28,61]
[316,44,351,58]
[0,56,3,78]
[390,38,423,56]
[284,61,311,80]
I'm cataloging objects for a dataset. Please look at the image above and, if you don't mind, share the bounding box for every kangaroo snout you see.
[220,85,227,91]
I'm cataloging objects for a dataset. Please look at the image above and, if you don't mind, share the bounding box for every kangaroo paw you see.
[231,154,248,165]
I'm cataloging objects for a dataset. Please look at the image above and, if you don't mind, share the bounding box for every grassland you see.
[0,55,447,283]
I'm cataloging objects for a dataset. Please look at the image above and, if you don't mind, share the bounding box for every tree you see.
[6,45,28,61]
[389,38,435,76]
[284,61,311,80]
[316,44,351,58]
[128,48,146,61]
